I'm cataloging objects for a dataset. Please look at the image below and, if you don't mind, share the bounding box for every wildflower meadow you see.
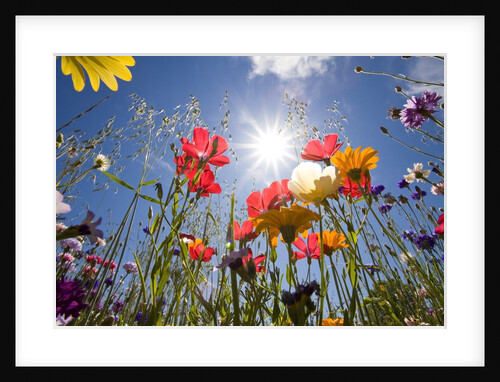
[55,55,445,328]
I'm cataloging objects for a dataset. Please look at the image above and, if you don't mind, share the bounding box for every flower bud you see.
[354,66,363,73]
[395,86,402,93]
[148,206,153,220]
[56,133,64,148]
[380,126,389,135]
[154,183,163,200]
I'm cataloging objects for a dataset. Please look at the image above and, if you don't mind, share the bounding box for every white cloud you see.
[248,56,333,80]
[403,57,445,97]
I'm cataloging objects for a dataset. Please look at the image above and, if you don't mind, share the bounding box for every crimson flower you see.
[268,179,293,208]
[243,251,266,274]
[215,247,266,280]
[339,172,371,199]
[174,152,210,180]
[293,233,321,261]
[246,180,291,219]
[188,169,221,197]
[435,214,444,235]
[246,189,279,219]
[301,134,343,163]
[189,241,215,262]
[181,127,230,167]
[233,220,259,243]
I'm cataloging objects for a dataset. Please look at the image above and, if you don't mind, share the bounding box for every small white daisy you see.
[93,154,111,171]
[404,163,431,183]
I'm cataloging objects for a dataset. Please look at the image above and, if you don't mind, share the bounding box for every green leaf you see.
[140,177,161,186]
[150,213,160,235]
[101,171,135,191]
[138,193,162,204]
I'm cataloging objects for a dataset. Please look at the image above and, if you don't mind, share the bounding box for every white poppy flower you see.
[287,162,342,205]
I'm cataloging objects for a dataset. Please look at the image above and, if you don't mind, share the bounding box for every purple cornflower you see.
[414,234,436,251]
[402,229,417,241]
[135,312,147,322]
[398,178,410,189]
[56,277,88,319]
[400,91,442,129]
[378,203,392,213]
[370,184,385,196]
[143,226,151,235]
[411,186,427,200]
[59,238,82,252]
[105,277,114,286]
[123,261,139,274]
[112,300,125,313]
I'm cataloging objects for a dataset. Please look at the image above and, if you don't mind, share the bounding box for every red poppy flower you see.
[340,172,371,199]
[174,153,210,180]
[268,179,293,208]
[246,181,288,219]
[188,169,222,197]
[301,134,343,163]
[233,220,259,242]
[242,251,267,274]
[189,241,215,262]
[435,213,444,235]
[292,233,321,260]
[181,127,230,167]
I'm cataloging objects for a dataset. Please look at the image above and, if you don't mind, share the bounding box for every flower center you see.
[347,168,362,182]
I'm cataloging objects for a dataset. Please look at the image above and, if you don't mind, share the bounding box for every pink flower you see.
[233,220,259,243]
[181,127,230,167]
[188,169,222,197]
[57,253,75,262]
[301,134,343,163]
[435,214,444,235]
[292,233,321,260]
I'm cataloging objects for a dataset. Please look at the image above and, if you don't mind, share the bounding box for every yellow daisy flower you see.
[253,204,321,245]
[322,230,349,255]
[330,146,379,183]
[60,56,135,92]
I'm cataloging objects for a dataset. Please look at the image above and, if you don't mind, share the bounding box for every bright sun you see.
[241,125,296,182]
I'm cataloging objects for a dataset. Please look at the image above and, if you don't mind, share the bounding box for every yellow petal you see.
[61,57,86,92]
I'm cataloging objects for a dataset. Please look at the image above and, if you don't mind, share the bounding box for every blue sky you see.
[56,55,445,278]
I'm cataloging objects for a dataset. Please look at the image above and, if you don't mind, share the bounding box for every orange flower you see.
[253,204,320,245]
[322,230,349,255]
[331,146,379,183]
[322,317,344,326]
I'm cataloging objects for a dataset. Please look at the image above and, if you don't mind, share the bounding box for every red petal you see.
[233,221,242,240]
[292,236,308,254]
[181,142,201,159]
[323,134,343,156]
[204,183,221,195]
[208,154,230,167]
[307,233,319,253]
[253,254,266,265]
[241,220,254,236]
[193,127,210,153]
[301,139,325,161]
[293,251,306,260]
[262,183,280,210]
[209,135,229,156]
[246,191,264,218]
